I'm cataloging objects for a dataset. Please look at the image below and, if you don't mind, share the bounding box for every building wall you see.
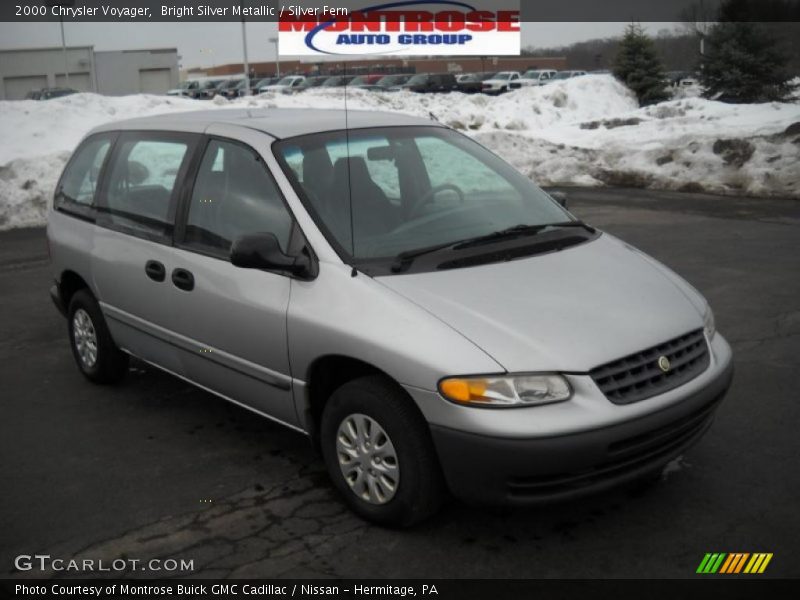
[206,56,568,78]
[0,47,95,100]
[94,49,179,96]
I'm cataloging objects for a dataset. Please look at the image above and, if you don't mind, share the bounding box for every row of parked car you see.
[24,87,78,100]
[167,68,590,99]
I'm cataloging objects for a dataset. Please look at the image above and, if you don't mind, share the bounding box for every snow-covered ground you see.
[1,74,798,230]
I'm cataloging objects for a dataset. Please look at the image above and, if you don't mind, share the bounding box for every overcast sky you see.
[0,22,681,69]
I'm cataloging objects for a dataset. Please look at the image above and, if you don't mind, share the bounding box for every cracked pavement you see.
[1,188,799,579]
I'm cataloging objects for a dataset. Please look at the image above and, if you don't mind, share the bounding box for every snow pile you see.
[1,74,799,230]
[477,97,800,196]
[256,74,639,133]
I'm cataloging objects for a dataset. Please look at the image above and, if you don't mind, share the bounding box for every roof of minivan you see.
[89,108,440,139]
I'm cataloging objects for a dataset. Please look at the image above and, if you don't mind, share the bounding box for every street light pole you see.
[59,16,69,87]
[269,36,280,77]
[240,5,250,95]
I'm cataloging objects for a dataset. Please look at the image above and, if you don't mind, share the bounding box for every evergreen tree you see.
[698,18,796,103]
[613,24,670,106]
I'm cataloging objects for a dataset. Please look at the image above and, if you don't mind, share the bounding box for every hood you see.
[377,234,705,373]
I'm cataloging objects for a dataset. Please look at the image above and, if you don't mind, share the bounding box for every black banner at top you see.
[2,0,799,22]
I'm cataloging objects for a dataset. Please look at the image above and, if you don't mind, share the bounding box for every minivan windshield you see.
[274,127,577,271]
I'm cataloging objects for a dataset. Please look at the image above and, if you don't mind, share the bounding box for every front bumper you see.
[428,350,733,506]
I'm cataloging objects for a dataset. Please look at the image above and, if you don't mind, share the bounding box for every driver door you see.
[168,125,300,427]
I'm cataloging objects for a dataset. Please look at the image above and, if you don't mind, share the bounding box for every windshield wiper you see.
[390,221,594,274]
[453,220,594,250]
[391,240,461,273]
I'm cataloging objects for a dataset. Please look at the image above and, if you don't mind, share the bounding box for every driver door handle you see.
[145,260,165,282]
[171,268,195,291]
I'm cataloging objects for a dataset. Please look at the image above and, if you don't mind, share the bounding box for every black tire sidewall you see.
[67,289,127,383]
[320,377,441,527]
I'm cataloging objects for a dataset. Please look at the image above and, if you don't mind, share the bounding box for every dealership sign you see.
[278,1,520,56]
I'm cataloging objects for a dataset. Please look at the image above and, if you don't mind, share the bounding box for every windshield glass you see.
[406,74,428,85]
[492,72,511,79]
[274,127,570,265]
[277,77,296,86]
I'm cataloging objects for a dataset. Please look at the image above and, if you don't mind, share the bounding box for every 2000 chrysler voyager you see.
[48,109,733,526]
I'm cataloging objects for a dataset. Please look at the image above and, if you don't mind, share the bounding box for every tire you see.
[320,375,446,527]
[67,289,129,384]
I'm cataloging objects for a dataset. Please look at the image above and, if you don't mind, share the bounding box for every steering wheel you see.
[409,183,465,219]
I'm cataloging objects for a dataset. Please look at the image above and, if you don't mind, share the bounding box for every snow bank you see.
[1,75,798,230]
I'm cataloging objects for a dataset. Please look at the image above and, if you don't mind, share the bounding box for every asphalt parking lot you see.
[1,188,799,579]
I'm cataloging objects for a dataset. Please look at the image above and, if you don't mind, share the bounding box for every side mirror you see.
[550,191,568,209]
[230,232,314,279]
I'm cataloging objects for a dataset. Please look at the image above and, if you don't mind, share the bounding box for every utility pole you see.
[240,3,250,95]
[269,37,280,77]
[59,16,69,87]
[47,0,75,87]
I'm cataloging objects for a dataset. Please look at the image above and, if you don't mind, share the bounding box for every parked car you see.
[369,74,411,91]
[259,75,306,93]
[292,76,328,92]
[481,71,522,94]
[349,74,384,88]
[48,108,733,526]
[215,78,245,100]
[321,75,355,88]
[400,73,457,93]
[245,77,277,95]
[193,78,228,99]
[455,72,494,94]
[26,87,78,100]
[552,70,587,80]
[518,69,557,87]
[167,80,201,97]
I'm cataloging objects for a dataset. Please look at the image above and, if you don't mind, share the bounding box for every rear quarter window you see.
[56,134,115,210]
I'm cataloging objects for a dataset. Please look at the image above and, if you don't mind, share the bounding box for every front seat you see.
[331,156,394,246]
[302,149,334,216]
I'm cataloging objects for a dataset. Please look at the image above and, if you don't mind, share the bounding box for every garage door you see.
[55,72,92,91]
[3,75,47,100]
[138,69,172,94]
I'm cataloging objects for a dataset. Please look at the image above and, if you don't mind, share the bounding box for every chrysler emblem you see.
[658,356,671,372]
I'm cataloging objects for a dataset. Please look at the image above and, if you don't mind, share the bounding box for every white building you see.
[0,46,179,100]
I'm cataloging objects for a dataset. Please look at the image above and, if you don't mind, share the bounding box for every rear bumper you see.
[49,283,67,317]
[430,358,734,505]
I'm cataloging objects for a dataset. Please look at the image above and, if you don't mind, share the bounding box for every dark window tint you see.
[58,136,112,206]
[104,138,189,237]
[183,140,293,256]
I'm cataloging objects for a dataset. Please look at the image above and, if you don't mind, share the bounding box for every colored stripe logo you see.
[697,553,773,574]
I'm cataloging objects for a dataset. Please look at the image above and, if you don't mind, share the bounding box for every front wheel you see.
[68,289,129,384]
[320,375,446,527]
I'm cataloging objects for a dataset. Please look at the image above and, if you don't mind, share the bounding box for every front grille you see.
[590,329,709,404]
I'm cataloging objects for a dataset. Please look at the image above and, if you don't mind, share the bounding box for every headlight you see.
[438,374,571,408]
[703,306,716,339]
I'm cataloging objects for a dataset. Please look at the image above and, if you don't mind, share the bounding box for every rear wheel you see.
[68,289,128,384]
[320,375,446,527]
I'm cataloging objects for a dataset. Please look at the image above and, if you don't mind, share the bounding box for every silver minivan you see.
[47,109,733,526]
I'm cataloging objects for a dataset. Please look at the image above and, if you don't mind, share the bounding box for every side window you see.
[183,139,293,257]
[103,137,189,238]
[58,136,112,207]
